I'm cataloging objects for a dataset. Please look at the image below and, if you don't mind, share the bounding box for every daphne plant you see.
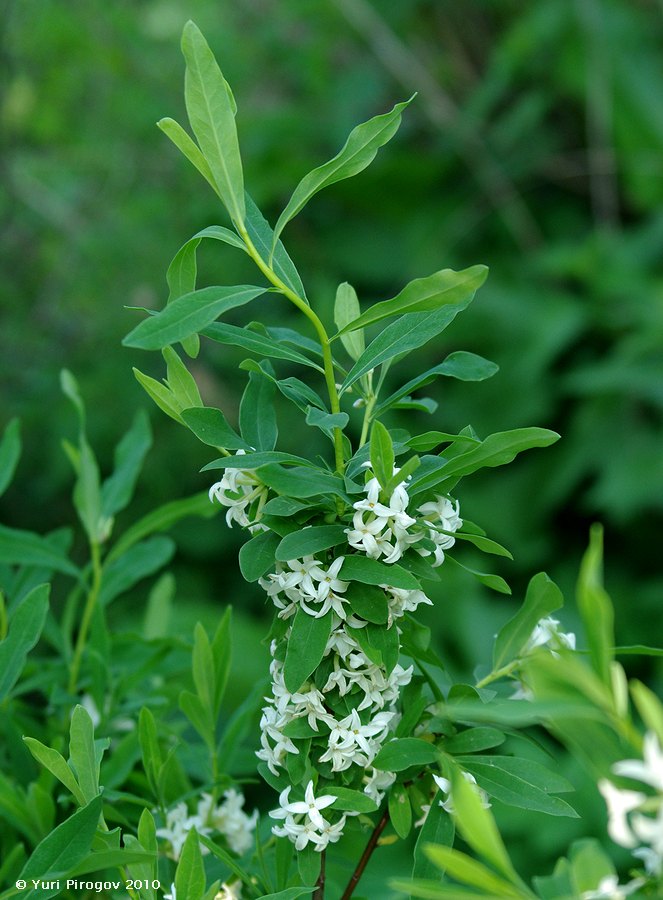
[122,19,609,899]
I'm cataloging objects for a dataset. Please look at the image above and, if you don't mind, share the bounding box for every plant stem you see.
[68,539,102,695]
[340,808,389,900]
[238,225,346,475]
[313,849,326,900]
[475,661,518,690]
[358,393,376,448]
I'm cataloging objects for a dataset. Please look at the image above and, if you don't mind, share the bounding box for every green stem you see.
[358,394,377,448]
[68,540,102,695]
[475,661,518,690]
[238,225,346,475]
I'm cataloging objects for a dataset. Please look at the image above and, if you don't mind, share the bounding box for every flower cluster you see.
[523,616,576,655]
[415,771,491,827]
[156,789,257,860]
[599,732,663,879]
[211,460,462,850]
[209,451,269,532]
[346,473,462,566]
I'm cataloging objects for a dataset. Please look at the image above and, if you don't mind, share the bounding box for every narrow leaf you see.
[373,737,440,771]
[334,282,364,361]
[283,609,333,692]
[0,418,21,498]
[493,572,563,669]
[181,407,249,450]
[181,20,245,224]
[276,525,347,561]
[123,285,266,350]
[273,98,412,248]
[240,370,278,451]
[0,583,49,702]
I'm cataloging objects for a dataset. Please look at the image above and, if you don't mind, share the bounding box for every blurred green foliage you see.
[2,0,663,877]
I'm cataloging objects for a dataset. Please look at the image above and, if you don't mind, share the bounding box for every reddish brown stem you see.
[313,849,326,900]
[340,809,390,900]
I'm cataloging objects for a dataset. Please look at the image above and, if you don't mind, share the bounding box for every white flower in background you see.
[156,801,202,859]
[581,875,644,899]
[209,451,269,532]
[164,885,176,900]
[433,771,491,814]
[523,616,576,654]
[198,789,258,855]
[157,789,257,860]
[614,732,663,792]
[598,779,645,848]
[215,883,243,900]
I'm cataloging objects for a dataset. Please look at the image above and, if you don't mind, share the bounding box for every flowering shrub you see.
[1,18,662,900]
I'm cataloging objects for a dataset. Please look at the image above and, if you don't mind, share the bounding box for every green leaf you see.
[69,849,156,878]
[410,428,560,492]
[138,707,162,798]
[239,530,280,582]
[132,367,184,424]
[322,786,378,813]
[256,464,348,502]
[0,418,21,498]
[448,763,521,886]
[370,420,395,490]
[98,536,175,606]
[69,706,99,803]
[22,738,86,806]
[204,322,323,370]
[406,432,480,453]
[305,407,349,435]
[181,407,249,450]
[203,450,311,471]
[342,304,474,393]
[198,833,253,885]
[345,582,389,624]
[493,572,563,670]
[192,623,215,716]
[443,728,505,755]
[157,117,219,197]
[443,556,511,595]
[272,98,412,249]
[297,845,321,887]
[212,608,232,715]
[283,608,333,692]
[373,737,440,771]
[0,583,49,702]
[175,828,206,900]
[459,756,578,817]
[244,192,308,300]
[384,454,421,495]
[240,369,278,451]
[350,621,400,673]
[412,801,454,881]
[631,680,663,746]
[338,266,488,335]
[260,890,314,900]
[123,285,266,350]
[339,555,420,590]
[18,796,103,895]
[423,845,524,898]
[107,492,214,562]
[576,524,614,687]
[164,346,203,409]
[569,838,616,895]
[389,783,413,839]
[276,525,347,561]
[71,437,103,544]
[334,282,365,361]
[379,354,497,415]
[101,410,152,519]
[181,20,245,224]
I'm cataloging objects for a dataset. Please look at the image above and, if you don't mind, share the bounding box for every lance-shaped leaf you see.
[0,583,49,703]
[157,117,219,197]
[336,265,488,335]
[577,524,614,688]
[276,525,348,561]
[341,301,474,393]
[181,407,249,450]
[493,572,563,670]
[283,608,333,692]
[370,420,395,490]
[334,282,364,361]
[272,97,413,249]
[378,353,498,414]
[0,524,80,577]
[123,285,266,350]
[181,21,245,224]
[240,369,278,451]
[372,737,440,771]
[0,418,21,499]
[101,410,152,519]
[244,193,307,300]
[203,322,322,370]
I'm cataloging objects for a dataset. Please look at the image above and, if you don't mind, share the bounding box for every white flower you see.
[156,802,206,859]
[209,451,268,532]
[613,732,663,792]
[164,885,176,900]
[363,768,396,804]
[598,779,645,848]
[271,781,336,830]
[581,875,644,899]
[523,616,576,654]
[199,789,258,855]
[215,882,243,900]
[433,771,491,814]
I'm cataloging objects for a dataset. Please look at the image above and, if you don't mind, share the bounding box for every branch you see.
[340,808,390,900]
[313,849,326,900]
